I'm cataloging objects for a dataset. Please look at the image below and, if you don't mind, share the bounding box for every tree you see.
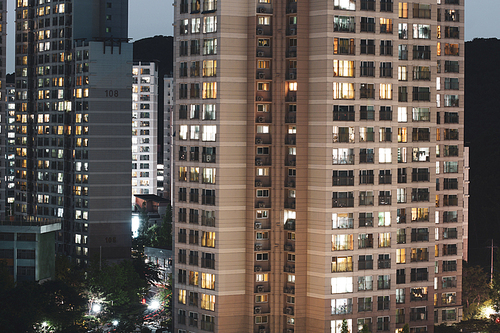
[360,324,371,333]
[402,323,410,333]
[463,262,491,319]
[86,259,149,331]
[341,319,350,333]
[157,274,173,331]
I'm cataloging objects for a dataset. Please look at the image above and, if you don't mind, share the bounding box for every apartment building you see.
[132,61,158,200]
[173,0,464,332]
[13,0,132,262]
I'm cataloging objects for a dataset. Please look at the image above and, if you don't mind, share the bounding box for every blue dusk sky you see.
[3,0,496,73]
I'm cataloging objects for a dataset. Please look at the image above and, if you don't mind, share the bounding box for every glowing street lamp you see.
[92,303,102,314]
[148,299,160,310]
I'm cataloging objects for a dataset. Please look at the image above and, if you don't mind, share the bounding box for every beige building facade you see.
[173,0,465,332]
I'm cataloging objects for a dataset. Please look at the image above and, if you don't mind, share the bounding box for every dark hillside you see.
[465,38,500,267]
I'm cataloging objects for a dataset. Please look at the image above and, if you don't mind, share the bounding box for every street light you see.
[148,300,160,310]
[112,320,119,326]
[92,303,102,314]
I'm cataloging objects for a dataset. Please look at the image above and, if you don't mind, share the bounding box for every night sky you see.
[3,0,494,72]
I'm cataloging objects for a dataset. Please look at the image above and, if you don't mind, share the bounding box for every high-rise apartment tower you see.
[173,0,465,331]
[13,0,132,263]
[132,61,158,200]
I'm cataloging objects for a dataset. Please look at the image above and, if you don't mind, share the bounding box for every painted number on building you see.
[105,90,119,97]
[105,237,117,243]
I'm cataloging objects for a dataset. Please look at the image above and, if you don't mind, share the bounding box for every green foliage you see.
[157,274,173,331]
[133,205,172,255]
[341,319,349,333]
[434,323,461,333]
[0,273,87,332]
[463,262,491,319]
[402,323,410,333]
[86,259,148,331]
[360,324,371,333]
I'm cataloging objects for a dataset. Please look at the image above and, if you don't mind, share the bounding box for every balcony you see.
[178,233,187,243]
[378,259,391,269]
[358,260,373,270]
[379,174,391,184]
[397,234,406,244]
[333,154,355,165]
[202,195,216,205]
[398,173,407,183]
[410,311,427,321]
[411,252,429,262]
[412,171,430,182]
[359,216,373,227]
[333,175,354,186]
[378,194,392,205]
[284,243,295,252]
[379,110,392,121]
[411,232,429,242]
[255,157,271,166]
[359,174,374,185]
[189,193,199,203]
[332,197,354,208]
[201,258,215,269]
[178,191,187,202]
[202,153,216,163]
[201,216,215,227]
[284,219,295,230]
[358,302,373,312]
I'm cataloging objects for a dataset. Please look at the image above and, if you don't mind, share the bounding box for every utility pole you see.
[488,239,498,284]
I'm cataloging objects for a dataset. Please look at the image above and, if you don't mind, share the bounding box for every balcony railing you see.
[378,259,391,269]
[358,260,373,270]
[379,195,392,205]
[202,195,216,205]
[333,154,355,165]
[201,216,215,227]
[332,198,354,208]
[333,176,355,186]
[201,258,215,269]
[379,174,392,184]
[359,216,373,227]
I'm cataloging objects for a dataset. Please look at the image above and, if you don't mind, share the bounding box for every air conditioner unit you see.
[256,159,263,166]
[257,28,263,35]
[257,285,264,292]
[205,155,212,162]
[289,8,296,13]
[291,202,296,209]
[255,265,262,272]
[254,306,262,314]
[258,117,265,123]
[290,266,295,273]
[258,202,265,208]
[289,73,296,79]
[290,28,296,35]
[286,307,294,315]
[288,329,295,333]
[285,245,292,251]
[259,329,266,333]
[290,160,296,166]
[258,72,265,79]
[257,51,265,57]
[287,181,295,187]
[256,181,263,187]
[256,138,263,144]
[258,7,266,13]
[255,222,262,229]
[290,96,296,102]
[257,96,264,101]
[255,243,262,250]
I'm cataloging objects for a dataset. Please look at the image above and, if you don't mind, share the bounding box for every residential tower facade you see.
[13,0,132,263]
[173,0,465,332]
